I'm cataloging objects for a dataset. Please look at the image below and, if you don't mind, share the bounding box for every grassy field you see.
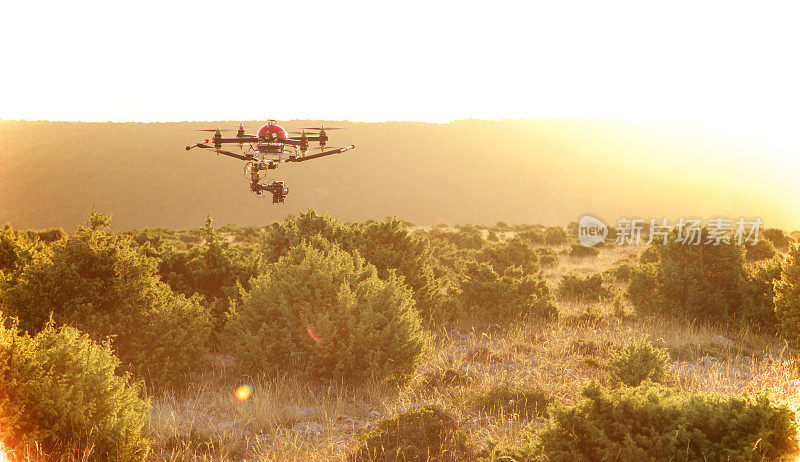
[135,239,800,461]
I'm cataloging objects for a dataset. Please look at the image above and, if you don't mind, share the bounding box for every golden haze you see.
[0,119,796,231]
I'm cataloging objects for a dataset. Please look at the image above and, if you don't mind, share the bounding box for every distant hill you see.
[0,119,795,231]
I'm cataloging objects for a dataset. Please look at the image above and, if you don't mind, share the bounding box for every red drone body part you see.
[257,123,289,139]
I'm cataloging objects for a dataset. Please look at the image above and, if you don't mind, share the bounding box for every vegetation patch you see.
[557,273,611,301]
[0,316,149,460]
[1,213,212,387]
[537,382,798,461]
[569,243,599,258]
[222,239,427,384]
[458,261,558,322]
[607,337,670,386]
[350,405,473,461]
[773,244,800,347]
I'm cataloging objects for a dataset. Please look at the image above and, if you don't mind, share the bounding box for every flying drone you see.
[185,120,355,203]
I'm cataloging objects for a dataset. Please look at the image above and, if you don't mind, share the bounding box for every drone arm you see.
[218,136,260,143]
[186,143,250,160]
[290,145,355,162]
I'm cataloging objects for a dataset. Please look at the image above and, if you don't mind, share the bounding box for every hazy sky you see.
[2,1,798,151]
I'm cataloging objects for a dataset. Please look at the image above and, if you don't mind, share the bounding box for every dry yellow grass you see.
[143,242,800,460]
[6,241,798,461]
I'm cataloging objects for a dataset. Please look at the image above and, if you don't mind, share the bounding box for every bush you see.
[261,211,446,319]
[745,238,777,262]
[0,225,48,280]
[763,228,793,250]
[626,230,749,324]
[626,262,660,314]
[516,229,545,245]
[477,237,541,274]
[355,218,446,320]
[607,262,631,283]
[534,246,559,267]
[639,245,660,264]
[449,227,485,250]
[569,243,599,258]
[458,261,557,322]
[159,216,260,330]
[471,384,551,420]
[350,405,472,461]
[544,227,568,245]
[607,337,670,386]
[741,256,782,332]
[2,213,212,387]
[222,239,427,384]
[0,315,149,459]
[557,273,610,301]
[774,244,800,347]
[537,382,798,461]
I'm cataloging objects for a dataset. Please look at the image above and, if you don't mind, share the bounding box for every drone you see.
[185,120,355,203]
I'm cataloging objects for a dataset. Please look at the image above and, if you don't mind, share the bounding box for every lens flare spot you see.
[307,325,323,344]
[234,384,253,403]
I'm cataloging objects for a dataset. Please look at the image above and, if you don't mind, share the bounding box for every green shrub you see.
[626,230,750,324]
[741,256,782,332]
[0,315,149,459]
[774,244,800,347]
[477,237,541,274]
[516,229,545,245]
[25,227,66,243]
[261,211,446,319]
[534,246,559,267]
[569,243,599,258]
[537,382,798,461]
[350,405,472,461]
[159,216,259,330]
[763,228,793,250]
[458,261,557,322]
[544,227,568,245]
[449,227,485,250]
[2,213,212,387]
[0,225,48,280]
[471,384,551,420]
[222,239,427,384]
[607,337,670,386]
[557,273,610,301]
[639,245,660,264]
[745,238,777,262]
[607,262,631,283]
[626,262,660,314]
[355,218,446,320]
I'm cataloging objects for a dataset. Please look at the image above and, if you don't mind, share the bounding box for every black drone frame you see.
[185,124,355,201]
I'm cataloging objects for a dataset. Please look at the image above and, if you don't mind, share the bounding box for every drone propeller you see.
[196,128,235,132]
[300,127,344,131]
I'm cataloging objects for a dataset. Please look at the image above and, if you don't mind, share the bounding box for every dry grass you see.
[143,242,800,460]
[147,312,800,459]
[8,241,798,461]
